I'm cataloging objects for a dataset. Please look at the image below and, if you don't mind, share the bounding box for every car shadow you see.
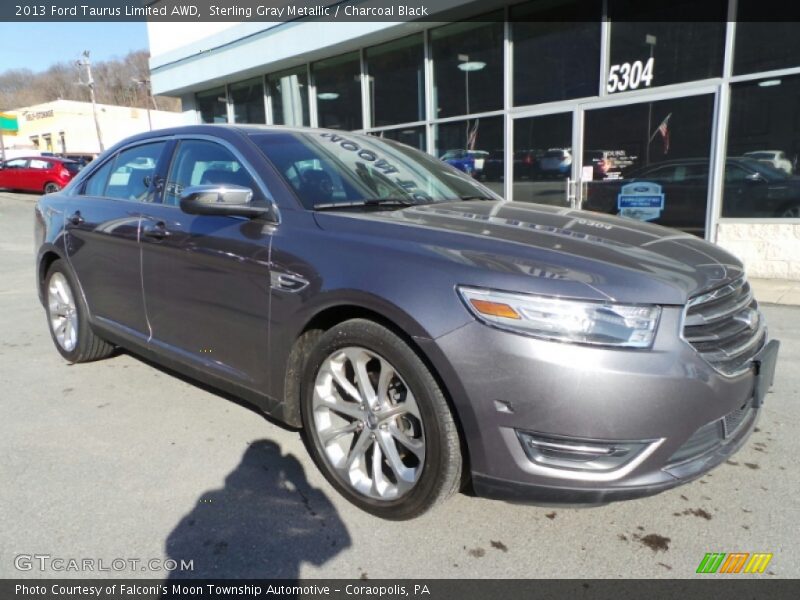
[164,439,351,579]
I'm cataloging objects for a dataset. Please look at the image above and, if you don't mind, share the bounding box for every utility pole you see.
[77,51,104,152]
[132,78,153,131]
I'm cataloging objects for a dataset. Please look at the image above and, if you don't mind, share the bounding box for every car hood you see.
[312,201,744,305]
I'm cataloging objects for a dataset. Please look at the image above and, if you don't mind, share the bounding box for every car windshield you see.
[249,131,500,210]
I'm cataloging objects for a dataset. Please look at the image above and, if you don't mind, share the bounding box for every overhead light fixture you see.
[758,79,782,87]
[458,61,486,72]
[317,92,340,100]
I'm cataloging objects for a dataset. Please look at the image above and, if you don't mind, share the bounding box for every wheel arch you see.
[280,303,472,484]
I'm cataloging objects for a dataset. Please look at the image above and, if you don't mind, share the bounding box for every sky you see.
[0,22,149,73]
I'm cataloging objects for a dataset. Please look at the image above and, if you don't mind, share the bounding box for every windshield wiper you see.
[457,195,496,201]
[313,198,418,210]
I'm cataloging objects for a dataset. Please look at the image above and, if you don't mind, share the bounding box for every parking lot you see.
[0,190,798,579]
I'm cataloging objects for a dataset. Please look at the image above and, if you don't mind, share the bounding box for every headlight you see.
[458,286,661,348]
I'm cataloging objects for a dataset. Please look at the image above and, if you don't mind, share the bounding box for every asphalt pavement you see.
[1,191,798,579]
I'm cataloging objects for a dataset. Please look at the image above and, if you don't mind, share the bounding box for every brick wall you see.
[717,223,800,280]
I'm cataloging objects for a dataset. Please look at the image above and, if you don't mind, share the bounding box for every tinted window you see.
[104,142,167,202]
[230,77,265,124]
[724,74,800,217]
[196,87,228,124]
[313,52,362,130]
[431,17,504,118]
[735,0,800,74]
[164,140,260,207]
[250,131,499,209]
[63,162,82,175]
[268,66,310,127]
[434,116,505,197]
[607,0,725,90]
[365,34,424,127]
[512,0,602,106]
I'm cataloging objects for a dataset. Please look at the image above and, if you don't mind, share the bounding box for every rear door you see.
[65,140,171,339]
[140,137,274,393]
[27,158,53,192]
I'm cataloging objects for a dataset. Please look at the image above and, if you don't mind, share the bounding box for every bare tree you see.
[0,51,181,112]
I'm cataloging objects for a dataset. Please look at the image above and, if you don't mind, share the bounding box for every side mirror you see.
[179,184,269,218]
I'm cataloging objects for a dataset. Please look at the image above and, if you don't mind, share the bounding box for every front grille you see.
[683,278,766,376]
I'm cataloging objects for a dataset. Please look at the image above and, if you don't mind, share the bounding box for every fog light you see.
[516,430,650,473]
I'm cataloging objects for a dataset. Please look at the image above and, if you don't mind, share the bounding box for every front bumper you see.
[423,306,772,505]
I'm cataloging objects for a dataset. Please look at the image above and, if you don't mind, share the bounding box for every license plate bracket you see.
[752,339,780,408]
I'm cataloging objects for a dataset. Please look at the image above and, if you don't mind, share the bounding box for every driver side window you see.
[164,139,261,207]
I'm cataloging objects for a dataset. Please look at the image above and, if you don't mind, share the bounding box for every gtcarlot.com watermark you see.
[14,554,194,573]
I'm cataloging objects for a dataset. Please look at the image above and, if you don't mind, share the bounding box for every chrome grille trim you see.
[682,277,766,377]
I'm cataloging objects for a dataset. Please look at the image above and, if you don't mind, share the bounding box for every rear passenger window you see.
[105,142,166,202]
[163,139,260,206]
[29,159,51,170]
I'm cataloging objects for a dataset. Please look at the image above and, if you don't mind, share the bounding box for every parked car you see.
[538,148,572,178]
[35,125,778,519]
[513,149,545,180]
[583,157,800,232]
[743,150,793,175]
[0,156,81,194]
[440,149,489,177]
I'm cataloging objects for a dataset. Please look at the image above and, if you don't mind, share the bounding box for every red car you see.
[0,156,82,194]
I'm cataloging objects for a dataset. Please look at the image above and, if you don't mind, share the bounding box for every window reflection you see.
[366,35,424,127]
[512,0,601,106]
[230,78,265,124]
[267,67,310,127]
[431,16,503,118]
[313,52,362,130]
[370,126,427,152]
[435,116,504,197]
[513,113,572,206]
[196,87,227,124]
[723,76,800,219]
[735,1,800,75]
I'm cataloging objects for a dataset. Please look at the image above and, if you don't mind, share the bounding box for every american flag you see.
[466,119,479,150]
[650,113,672,155]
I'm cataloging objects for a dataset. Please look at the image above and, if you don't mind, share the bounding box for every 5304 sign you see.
[607,58,654,93]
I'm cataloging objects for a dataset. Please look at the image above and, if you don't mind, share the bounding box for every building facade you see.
[148,0,800,279]
[1,99,184,157]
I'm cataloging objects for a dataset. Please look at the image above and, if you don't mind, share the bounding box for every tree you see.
[0,50,181,112]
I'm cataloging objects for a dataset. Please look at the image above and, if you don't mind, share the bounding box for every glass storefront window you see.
[366,35,424,128]
[723,76,800,219]
[513,113,572,206]
[230,78,265,124]
[735,1,800,75]
[607,1,726,92]
[267,66,310,127]
[581,94,715,237]
[313,52,363,130]
[196,87,228,124]
[370,126,427,152]
[434,116,504,196]
[512,0,602,106]
[431,16,503,118]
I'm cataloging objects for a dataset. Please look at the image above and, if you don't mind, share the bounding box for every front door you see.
[140,138,274,393]
[0,158,27,190]
[65,140,169,338]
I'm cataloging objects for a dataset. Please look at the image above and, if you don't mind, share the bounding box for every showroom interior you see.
[148,0,800,278]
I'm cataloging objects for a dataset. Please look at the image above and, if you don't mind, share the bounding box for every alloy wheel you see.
[47,272,78,352]
[312,346,426,501]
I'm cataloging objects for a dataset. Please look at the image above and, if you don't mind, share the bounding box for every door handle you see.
[142,221,170,240]
[67,211,84,226]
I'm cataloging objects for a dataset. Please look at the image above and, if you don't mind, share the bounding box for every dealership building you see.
[148,0,800,279]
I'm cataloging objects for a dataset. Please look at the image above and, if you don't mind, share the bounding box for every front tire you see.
[45,260,114,363]
[301,319,462,520]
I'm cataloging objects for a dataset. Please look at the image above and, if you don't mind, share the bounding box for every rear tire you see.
[44,182,61,194]
[300,319,462,520]
[44,260,114,363]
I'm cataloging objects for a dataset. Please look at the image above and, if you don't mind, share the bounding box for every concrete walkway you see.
[751,278,800,306]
